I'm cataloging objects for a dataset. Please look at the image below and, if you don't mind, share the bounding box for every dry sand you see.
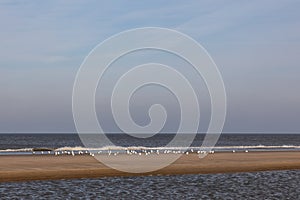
[1,151,300,182]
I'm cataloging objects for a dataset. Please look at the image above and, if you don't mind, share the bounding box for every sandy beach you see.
[1,151,300,182]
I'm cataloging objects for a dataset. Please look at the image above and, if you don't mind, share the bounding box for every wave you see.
[0,148,33,152]
[54,145,300,151]
[211,145,300,149]
[1,145,300,153]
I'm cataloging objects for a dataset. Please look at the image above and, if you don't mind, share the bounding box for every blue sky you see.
[0,0,300,133]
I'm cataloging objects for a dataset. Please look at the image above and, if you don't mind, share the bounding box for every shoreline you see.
[1,151,300,182]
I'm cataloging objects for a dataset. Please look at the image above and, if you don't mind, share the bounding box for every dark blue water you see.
[1,133,300,149]
[1,170,300,199]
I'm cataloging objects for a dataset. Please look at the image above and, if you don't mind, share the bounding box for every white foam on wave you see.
[54,145,300,151]
[0,148,33,152]
[212,145,300,149]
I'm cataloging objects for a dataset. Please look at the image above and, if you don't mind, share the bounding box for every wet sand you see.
[1,151,300,182]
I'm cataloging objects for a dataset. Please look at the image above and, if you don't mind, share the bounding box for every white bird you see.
[245,150,249,153]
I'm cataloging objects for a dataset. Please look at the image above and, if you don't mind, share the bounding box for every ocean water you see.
[1,170,300,199]
[1,133,300,154]
[1,134,300,199]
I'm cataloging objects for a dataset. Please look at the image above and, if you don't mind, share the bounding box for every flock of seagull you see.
[32,148,250,156]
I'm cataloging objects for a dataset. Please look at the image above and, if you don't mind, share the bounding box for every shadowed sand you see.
[1,151,300,182]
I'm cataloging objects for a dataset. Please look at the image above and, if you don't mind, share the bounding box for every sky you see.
[0,0,300,133]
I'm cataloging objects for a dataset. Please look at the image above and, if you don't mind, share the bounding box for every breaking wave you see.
[1,145,300,153]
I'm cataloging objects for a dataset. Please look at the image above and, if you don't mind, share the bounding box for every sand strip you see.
[1,151,300,182]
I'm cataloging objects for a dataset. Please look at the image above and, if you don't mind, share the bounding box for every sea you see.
[0,133,300,199]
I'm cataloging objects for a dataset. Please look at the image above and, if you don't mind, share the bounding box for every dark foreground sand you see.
[1,152,300,182]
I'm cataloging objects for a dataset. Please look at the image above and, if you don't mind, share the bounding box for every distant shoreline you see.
[1,152,300,182]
